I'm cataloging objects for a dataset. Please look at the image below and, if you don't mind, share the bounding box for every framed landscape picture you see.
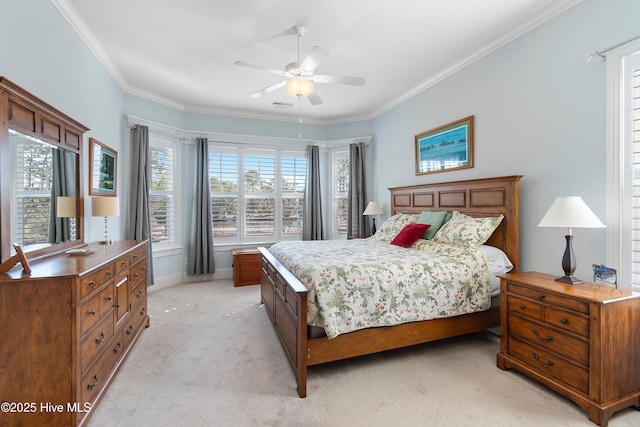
[415,116,474,175]
[89,138,118,196]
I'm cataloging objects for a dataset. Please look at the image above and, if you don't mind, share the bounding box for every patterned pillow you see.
[432,211,504,247]
[371,213,419,242]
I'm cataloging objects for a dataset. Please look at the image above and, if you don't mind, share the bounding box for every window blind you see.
[631,66,640,292]
[150,145,175,243]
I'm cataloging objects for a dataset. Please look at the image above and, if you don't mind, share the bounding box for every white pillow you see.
[480,245,513,272]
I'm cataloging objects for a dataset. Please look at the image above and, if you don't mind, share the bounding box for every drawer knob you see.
[106,270,112,278]
[533,353,554,368]
[126,326,134,335]
[89,309,96,316]
[137,291,143,298]
[113,342,122,354]
[560,318,568,324]
[87,374,98,390]
[89,281,96,289]
[538,295,546,301]
[533,329,554,343]
[106,295,113,301]
[95,332,105,345]
[121,261,127,267]
[519,304,525,310]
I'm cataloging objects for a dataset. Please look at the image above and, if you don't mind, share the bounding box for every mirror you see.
[9,129,79,253]
[0,77,88,264]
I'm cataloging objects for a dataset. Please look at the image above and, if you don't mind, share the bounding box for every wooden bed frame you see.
[259,175,522,397]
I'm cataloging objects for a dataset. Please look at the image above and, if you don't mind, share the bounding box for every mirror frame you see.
[0,77,89,264]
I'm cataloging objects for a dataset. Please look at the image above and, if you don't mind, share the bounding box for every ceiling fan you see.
[234,25,366,105]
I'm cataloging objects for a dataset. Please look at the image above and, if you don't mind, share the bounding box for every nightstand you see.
[232,248,261,287]
[497,272,640,426]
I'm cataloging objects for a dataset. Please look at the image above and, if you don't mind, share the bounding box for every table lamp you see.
[363,201,384,235]
[537,196,605,284]
[92,196,119,245]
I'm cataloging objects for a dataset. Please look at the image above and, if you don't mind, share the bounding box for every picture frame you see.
[415,115,474,175]
[89,137,118,196]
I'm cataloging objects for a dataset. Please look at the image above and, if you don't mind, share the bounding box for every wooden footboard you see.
[259,247,309,397]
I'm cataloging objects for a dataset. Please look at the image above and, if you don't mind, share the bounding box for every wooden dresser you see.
[0,240,150,427]
[497,272,640,426]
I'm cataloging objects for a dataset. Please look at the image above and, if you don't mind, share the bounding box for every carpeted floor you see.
[88,280,640,427]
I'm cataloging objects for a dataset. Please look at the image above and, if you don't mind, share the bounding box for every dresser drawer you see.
[80,284,115,336]
[508,314,588,366]
[80,334,121,405]
[507,336,588,394]
[81,262,115,300]
[130,245,147,265]
[81,313,114,374]
[507,283,589,314]
[115,253,131,276]
[507,295,542,320]
[130,281,147,308]
[130,260,147,288]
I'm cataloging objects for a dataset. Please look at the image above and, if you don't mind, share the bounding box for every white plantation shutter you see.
[333,150,349,236]
[244,153,275,237]
[209,151,239,238]
[282,154,306,234]
[631,65,640,292]
[149,144,174,244]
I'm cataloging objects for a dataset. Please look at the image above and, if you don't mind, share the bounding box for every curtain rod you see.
[584,35,640,61]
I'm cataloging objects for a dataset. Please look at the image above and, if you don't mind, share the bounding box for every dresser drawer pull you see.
[560,318,568,324]
[136,290,143,298]
[132,255,138,261]
[89,281,96,289]
[533,353,554,368]
[121,261,127,268]
[519,304,525,310]
[106,270,112,278]
[140,307,146,316]
[95,332,105,345]
[89,309,96,316]
[533,329,554,343]
[106,295,113,301]
[126,325,134,335]
[87,375,98,390]
[113,342,122,354]
[537,295,546,301]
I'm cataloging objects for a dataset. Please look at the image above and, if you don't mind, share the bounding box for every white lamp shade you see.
[92,196,120,217]
[285,79,314,97]
[537,196,605,229]
[57,196,77,218]
[363,201,384,216]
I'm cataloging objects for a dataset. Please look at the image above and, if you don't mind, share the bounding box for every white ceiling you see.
[55,0,582,124]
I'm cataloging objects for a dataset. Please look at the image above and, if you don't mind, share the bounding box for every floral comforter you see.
[268,238,491,339]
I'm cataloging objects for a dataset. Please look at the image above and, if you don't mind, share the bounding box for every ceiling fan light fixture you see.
[285,79,314,97]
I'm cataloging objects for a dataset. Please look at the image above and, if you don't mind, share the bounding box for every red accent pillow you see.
[390,223,431,248]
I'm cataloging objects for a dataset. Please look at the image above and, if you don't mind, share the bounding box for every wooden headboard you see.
[388,175,522,272]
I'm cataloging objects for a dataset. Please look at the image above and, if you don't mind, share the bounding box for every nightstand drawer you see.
[507,282,589,314]
[545,307,588,337]
[508,314,588,366]
[507,295,542,320]
[507,336,588,394]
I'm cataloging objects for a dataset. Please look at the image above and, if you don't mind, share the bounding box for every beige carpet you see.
[88,281,640,427]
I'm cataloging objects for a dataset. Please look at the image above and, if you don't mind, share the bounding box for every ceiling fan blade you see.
[313,74,366,86]
[249,81,286,98]
[300,46,329,71]
[307,91,323,105]
[234,61,287,77]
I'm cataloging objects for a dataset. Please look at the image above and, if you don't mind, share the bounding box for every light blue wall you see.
[2,0,637,284]
[373,0,638,281]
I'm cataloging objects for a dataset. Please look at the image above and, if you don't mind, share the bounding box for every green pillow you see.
[416,210,448,240]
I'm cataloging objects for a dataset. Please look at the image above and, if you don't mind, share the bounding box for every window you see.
[209,145,306,244]
[606,40,640,292]
[281,154,307,234]
[149,138,178,252]
[332,150,349,238]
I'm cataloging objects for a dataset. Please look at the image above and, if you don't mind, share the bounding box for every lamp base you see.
[99,240,113,245]
[555,274,583,285]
